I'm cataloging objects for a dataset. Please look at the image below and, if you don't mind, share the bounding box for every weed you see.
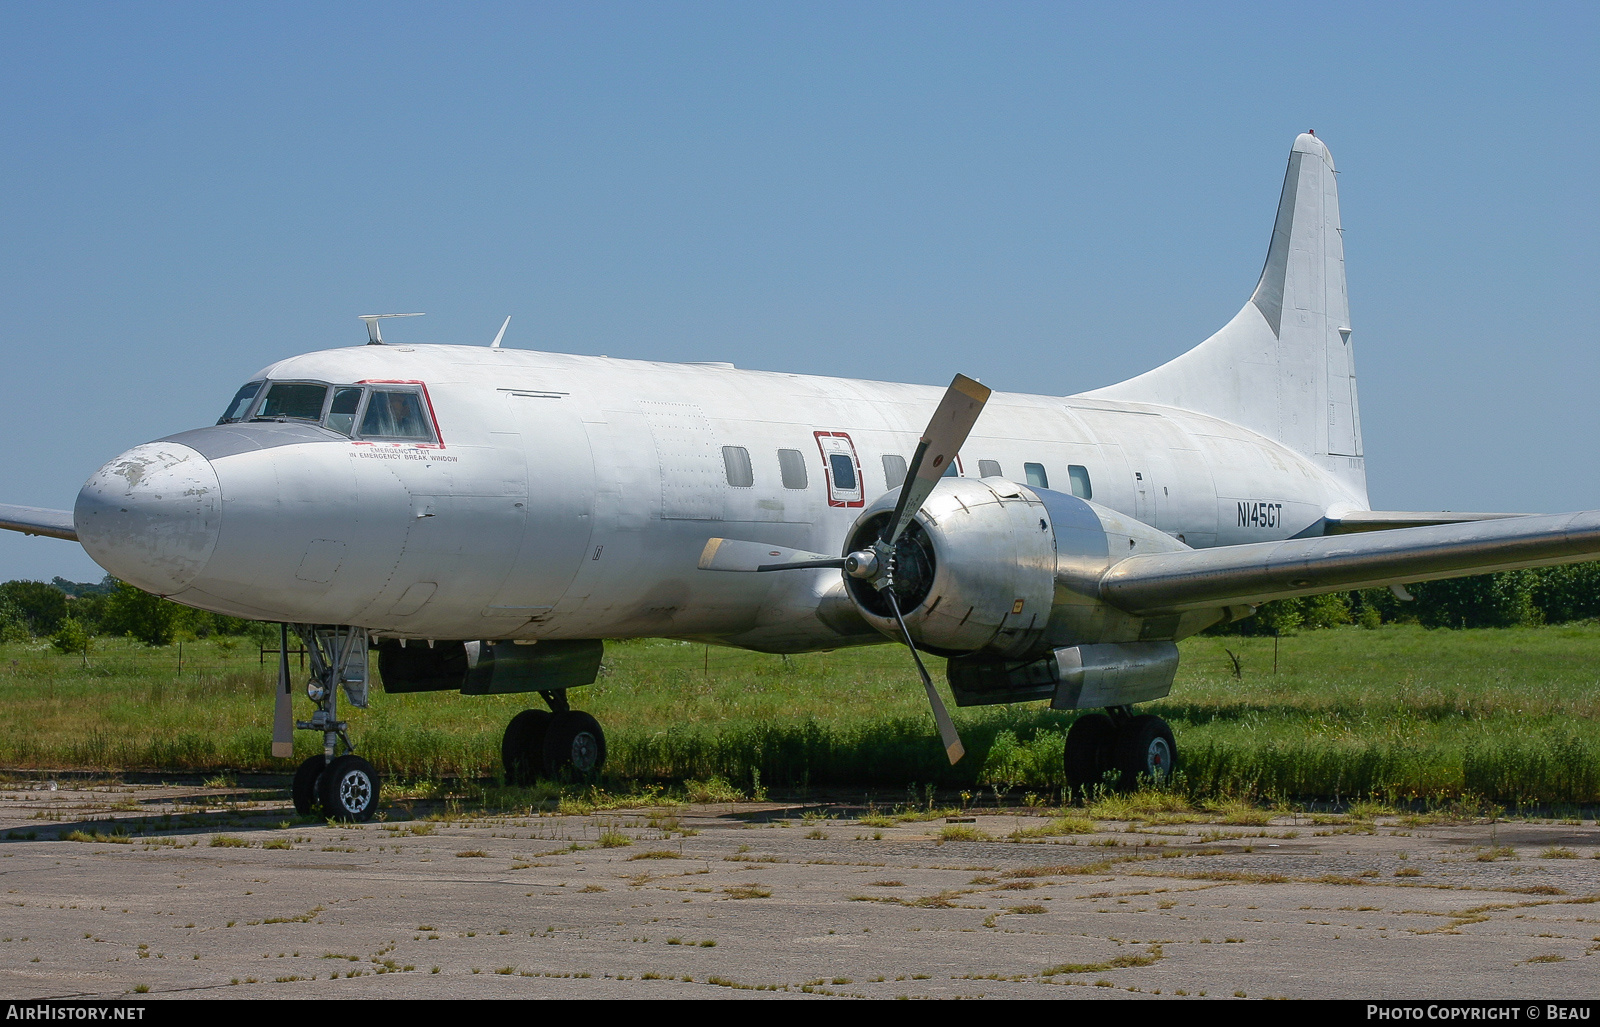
[939,824,991,842]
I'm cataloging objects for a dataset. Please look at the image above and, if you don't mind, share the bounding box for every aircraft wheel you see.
[291,755,324,816]
[1063,713,1118,799]
[318,754,380,822]
[542,711,606,783]
[502,709,553,786]
[1113,715,1177,791]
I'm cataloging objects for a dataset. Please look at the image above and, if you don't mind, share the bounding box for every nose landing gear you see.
[1063,707,1178,798]
[283,625,381,821]
[501,691,607,785]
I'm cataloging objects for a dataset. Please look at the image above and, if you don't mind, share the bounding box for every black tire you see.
[291,755,324,817]
[1063,713,1118,798]
[542,711,606,782]
[502,709,553,786]
[1113,715,1178,791]
[318,754,380,821]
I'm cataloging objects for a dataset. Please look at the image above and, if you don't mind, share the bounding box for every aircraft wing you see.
[1102,509,1600,615]
[1318,510,1528,534]
[0,504,77,542]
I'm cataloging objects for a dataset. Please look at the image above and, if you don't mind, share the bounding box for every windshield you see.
[255,382,330,421]
[218,381,264,424]
[216,379,437,441]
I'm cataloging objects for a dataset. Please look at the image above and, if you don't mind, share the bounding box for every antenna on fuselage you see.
[490,315,511,349]
[358,312,425,345]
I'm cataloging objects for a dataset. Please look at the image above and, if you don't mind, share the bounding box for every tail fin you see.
[1082,132,1366,504]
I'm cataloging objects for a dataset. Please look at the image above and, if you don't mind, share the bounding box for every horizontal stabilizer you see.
[0,504,77,542]
[1101,509,1600,614]
[1320,511,1529,535]
[697,538,843,573]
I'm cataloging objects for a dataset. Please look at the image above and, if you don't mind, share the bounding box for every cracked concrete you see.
[1,779,1596,999]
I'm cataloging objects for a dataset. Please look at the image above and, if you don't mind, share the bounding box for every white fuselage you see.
[76,344,1362,651]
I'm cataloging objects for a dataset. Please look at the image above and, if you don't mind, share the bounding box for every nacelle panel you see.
[842,479,1226,662]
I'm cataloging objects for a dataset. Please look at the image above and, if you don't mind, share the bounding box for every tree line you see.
[1206,562,1600,635]
[0,576,274,652]
[4,562,1599,651]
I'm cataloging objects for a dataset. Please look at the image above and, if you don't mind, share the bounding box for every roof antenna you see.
[490,315,511,349]
[358,312,425,345]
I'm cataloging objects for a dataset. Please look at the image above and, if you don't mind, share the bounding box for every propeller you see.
[698,538,845,573]
[883,374,991,550]
[271,622,294,758]
[699,373,991,764]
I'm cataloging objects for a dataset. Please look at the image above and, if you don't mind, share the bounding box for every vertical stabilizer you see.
[1083,132,1366,504]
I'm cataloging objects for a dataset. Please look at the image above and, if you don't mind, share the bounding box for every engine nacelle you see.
[843,478,1231,663]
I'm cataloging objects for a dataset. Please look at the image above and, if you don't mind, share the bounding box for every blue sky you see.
[2,1,1596,583]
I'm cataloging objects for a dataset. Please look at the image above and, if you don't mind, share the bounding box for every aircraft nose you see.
[75,442,222,595]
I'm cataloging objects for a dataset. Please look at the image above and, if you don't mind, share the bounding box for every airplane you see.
[4,130,1598,822]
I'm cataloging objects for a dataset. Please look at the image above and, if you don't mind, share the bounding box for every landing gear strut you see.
[286,625,380,821]
[1063,706,1177,798]
[501,690,607,785]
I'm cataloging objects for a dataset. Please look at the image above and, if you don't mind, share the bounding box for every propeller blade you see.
[698,538,845,573]
[886,373,991,546]
[883,588,965,765]
[271,623,294,758]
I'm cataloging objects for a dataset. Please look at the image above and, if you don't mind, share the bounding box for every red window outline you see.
[813,431,865,508]
[352,379,445,448]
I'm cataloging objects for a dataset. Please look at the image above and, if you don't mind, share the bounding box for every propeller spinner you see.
[698,373,991,764]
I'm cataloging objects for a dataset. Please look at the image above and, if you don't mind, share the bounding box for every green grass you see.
[0,623,1597,802]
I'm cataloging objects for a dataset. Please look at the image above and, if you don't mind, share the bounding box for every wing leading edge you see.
[0,504,77,542]
[1102,510,1600,615]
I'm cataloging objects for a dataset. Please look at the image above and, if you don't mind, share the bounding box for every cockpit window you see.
[359,390,433,441]
[325,387,364,436]
[256,383,330,421]
[218,381,265,424]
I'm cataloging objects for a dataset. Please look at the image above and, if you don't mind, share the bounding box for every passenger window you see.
[1024,462,1049,489]
[325,388,363,437]
[978,459,1002,478]
[882,454,908,489]
[828,453,857,491]
[257,383,329,421]
[1069,464,1092,500]
[360,391,433,440]
[218,381,264,424]
[778,449,808,489]
[722,446,754,488]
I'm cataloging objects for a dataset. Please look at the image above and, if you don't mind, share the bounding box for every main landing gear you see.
[501,690,607,786]
[1063,706,1176,798]
[285,625,382,822]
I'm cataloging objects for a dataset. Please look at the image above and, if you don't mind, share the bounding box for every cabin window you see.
[942,456,961,478]
[325,388,364,436]
[777,449,808,489]
[1069,464,1093,500]
[978,459,1002,478]
[828,453,857,491]
[218,381,265,424]
[882,454,908,489]
[360,390,434,441]
[722,446,754,487]
[1024,462,1048,489]
[256,382,329,422]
